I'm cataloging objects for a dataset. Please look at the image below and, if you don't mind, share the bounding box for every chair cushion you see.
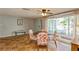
[37,32,48,45]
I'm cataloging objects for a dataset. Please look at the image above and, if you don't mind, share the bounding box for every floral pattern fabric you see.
[37,32,48,45]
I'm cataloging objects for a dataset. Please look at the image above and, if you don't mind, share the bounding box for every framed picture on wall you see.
[17,18,23,25]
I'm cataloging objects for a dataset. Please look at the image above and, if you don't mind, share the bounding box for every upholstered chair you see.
[37,31,48,51]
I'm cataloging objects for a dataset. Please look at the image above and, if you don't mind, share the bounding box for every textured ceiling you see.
[0,8,76,18]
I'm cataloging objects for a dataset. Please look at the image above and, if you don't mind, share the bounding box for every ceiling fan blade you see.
[36,9,42,13]
[22,8,30,11]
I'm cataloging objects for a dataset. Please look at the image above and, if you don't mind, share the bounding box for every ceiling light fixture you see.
[41,9,47,16]
[42,13,47,16]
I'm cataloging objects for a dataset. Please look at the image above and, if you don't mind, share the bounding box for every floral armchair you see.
[37,31,48,46]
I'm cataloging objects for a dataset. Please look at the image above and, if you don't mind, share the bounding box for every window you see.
[76,15,79,40]
[68,16,74,36]
[56,17,69,35]
[47,15,74,39]
[47,19,56,34]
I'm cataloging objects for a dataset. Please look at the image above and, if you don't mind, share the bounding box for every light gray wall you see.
[0,17,3,36]
[0,16,34,37]
[0,16,47,37]
[34,19,41,32]
[34,18,47,32]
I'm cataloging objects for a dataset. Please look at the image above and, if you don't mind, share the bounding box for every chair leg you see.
[54,41,57,48]
[45,46,48,51]
[37,45,39,51]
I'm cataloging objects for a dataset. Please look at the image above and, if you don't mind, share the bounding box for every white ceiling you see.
[0,8,77,18]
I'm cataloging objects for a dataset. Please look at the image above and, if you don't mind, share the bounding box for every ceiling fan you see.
[22,8,53,17]
[40,9,53,16]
